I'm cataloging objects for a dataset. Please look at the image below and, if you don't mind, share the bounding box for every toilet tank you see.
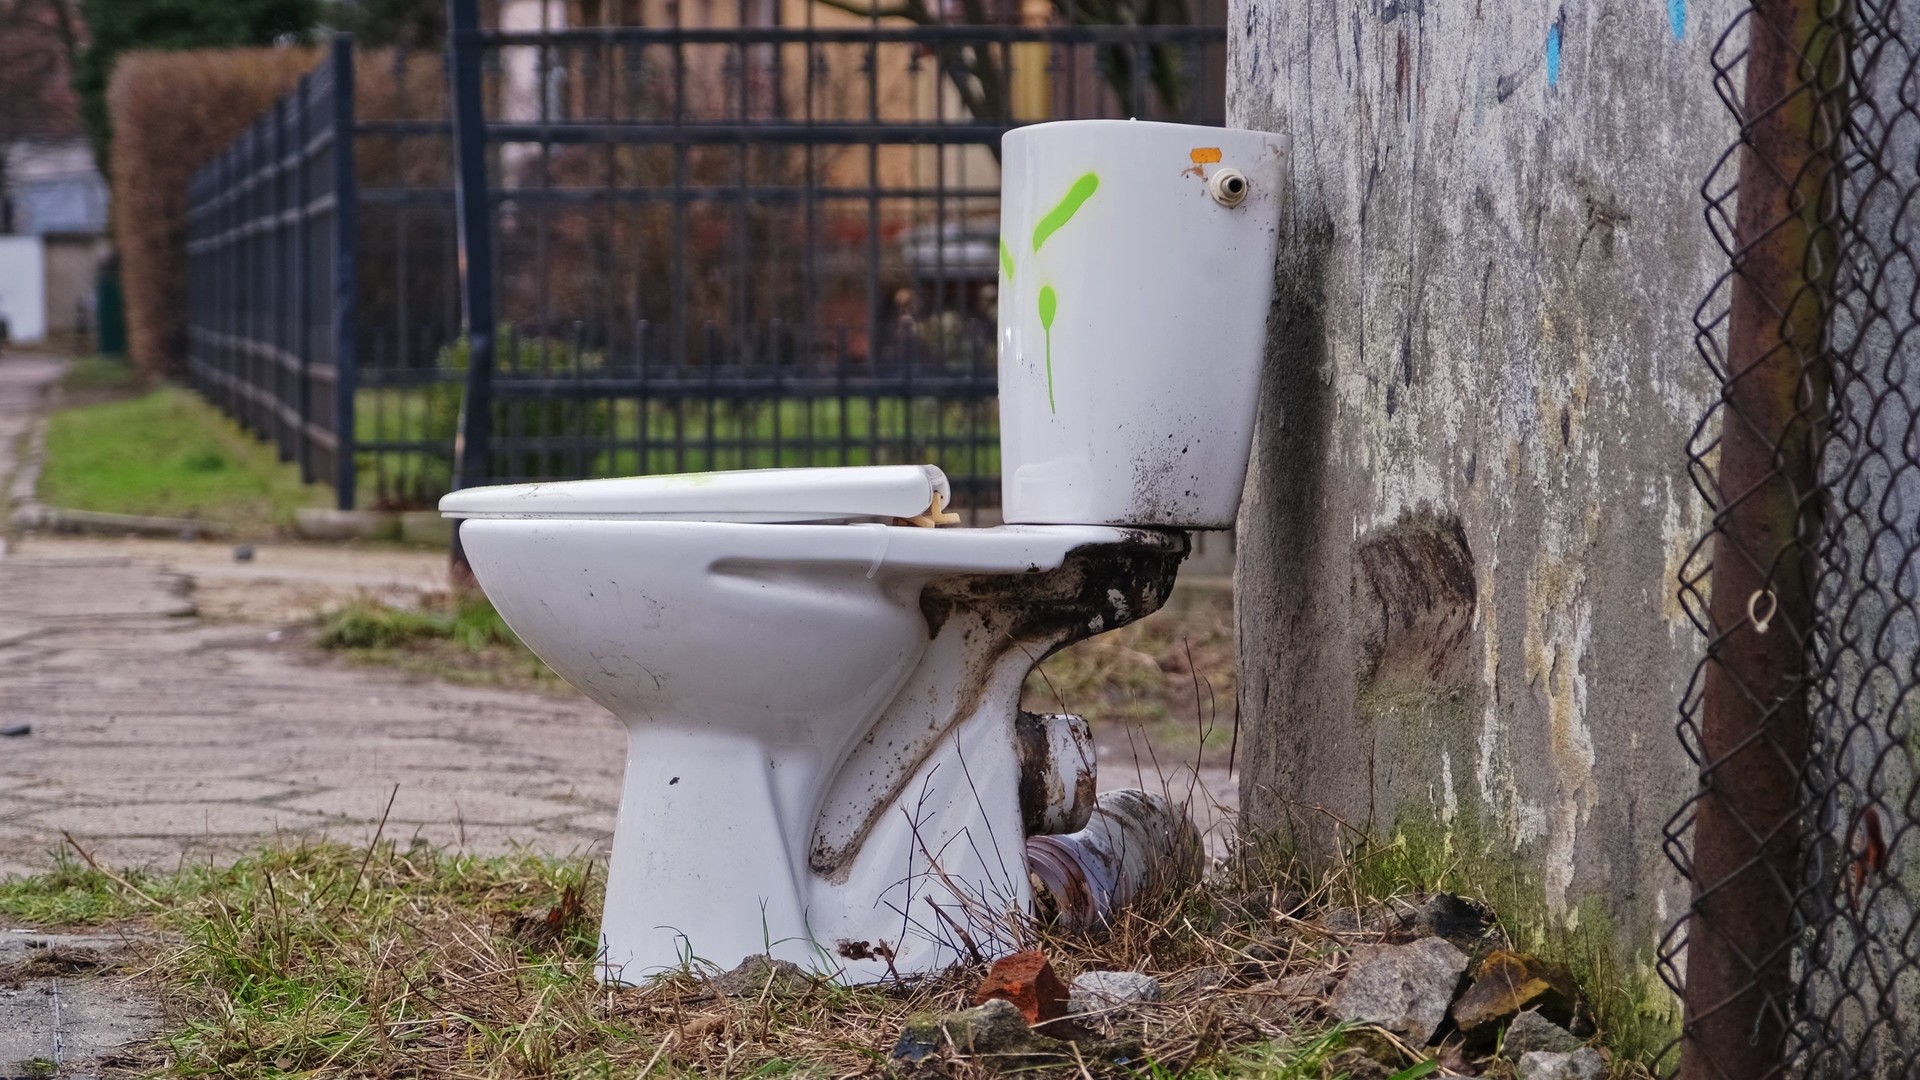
[997,120,1288,528]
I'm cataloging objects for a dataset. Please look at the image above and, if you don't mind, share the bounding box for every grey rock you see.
[1234,936,1291,978]
[1274,969,1336,1000]
[0,724,27,737]
[1518,1047,1605,1080]
[1068,970,1161,1016]
[233,545,254,562]
[710,954,813,998]
[891,998,1069,1064]
[1501,1009,1581,1058]
[1327,936,1469,1044]
[1320,908,1364,933]
[1375,893,1494,946]
[1188,966,1230,993]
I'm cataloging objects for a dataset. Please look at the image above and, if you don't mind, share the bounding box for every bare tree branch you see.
[810,0,929,21]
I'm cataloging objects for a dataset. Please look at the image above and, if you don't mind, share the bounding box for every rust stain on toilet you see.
[805,532,1188,880]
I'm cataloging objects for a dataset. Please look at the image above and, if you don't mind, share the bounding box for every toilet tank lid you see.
[438,465,954,523]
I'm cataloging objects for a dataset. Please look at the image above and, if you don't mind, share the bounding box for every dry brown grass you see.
[0,837,1417,1078]
[0,803,1666,1077]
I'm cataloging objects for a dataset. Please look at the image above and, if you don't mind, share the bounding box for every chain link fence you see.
[1661,0,1920,1070]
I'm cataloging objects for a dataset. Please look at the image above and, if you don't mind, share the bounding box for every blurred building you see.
[2,137,111,344]
[0,1,109,346]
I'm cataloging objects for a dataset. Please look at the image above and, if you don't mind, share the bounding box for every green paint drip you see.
[1038,285,1058,414]
[1031,173,1100,253]
[1023,174,1096,412]
[999,238,1014,281]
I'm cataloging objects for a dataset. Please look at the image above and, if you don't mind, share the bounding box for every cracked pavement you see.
[0,352,624,878]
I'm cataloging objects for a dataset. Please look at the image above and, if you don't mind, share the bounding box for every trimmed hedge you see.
[107,46,449,379]
[108,47,318,377]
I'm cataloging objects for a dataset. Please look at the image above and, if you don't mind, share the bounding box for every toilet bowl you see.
[442,119,1288,982]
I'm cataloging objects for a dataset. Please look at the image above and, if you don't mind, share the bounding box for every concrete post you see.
[1229,0,1735,999]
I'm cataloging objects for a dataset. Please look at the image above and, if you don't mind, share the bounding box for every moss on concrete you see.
[1346,658,1676,1064]
[1350,806,1679,1068]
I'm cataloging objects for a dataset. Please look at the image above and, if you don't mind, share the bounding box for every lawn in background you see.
[38,385,329,536]
[353,383,999,510]
[57,354,145,395]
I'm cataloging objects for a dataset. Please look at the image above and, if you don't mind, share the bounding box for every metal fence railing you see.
[185,35,357,509]
[1659,0,1920,1070]
[185,2,1228,514]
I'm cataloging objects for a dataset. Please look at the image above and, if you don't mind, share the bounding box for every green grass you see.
[57,354,144,394]
[37,386,330,535]
[314,593,567,689]
[354,385,999,510]
[317,594,517,651]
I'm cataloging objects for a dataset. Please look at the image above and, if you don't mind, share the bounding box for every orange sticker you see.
[1190,147,1222,164]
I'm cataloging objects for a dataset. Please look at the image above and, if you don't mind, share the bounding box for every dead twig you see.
[60,831,164,910]
[336,783,399,915]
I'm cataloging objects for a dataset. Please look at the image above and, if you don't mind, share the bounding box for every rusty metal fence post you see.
[1661,0,1849,1068]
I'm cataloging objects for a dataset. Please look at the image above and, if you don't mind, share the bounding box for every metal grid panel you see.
[185,6,1226,513]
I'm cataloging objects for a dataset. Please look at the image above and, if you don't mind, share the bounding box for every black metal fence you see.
[185,35,358,509]
[185,2,1227,513]
[1658,0,1920,1070]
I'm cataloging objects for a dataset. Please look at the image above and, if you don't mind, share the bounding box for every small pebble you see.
[1189,966,1230,993]
[234,544,254,562]
[1518,1048,1605,1080]
[0,724,29,737]
[1068,970,1161,1016]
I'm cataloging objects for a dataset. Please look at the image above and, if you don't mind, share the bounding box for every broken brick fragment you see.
[972,950,1069,1024]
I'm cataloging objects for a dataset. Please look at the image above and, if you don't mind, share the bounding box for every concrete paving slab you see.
[22,802,330,839]
[277,786,587,826]
[0,930,164,1079]
[11,535,448,623]
[0,560,195,620]
[10,779,303,807]
[0,551,625,875]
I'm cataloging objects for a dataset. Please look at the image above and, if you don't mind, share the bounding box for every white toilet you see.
[440,119,1289,983]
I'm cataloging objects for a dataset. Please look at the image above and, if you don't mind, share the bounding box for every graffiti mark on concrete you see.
[1545,19,1562,87]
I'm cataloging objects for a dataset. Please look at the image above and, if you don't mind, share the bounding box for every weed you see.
[312,593,566,690]
[316,594,516,652]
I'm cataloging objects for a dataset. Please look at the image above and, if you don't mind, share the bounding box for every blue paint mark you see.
[1545,21,1562,86]
[1668,0,1684,39]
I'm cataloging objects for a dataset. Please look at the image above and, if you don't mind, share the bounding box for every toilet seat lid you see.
[438,464,953,524]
